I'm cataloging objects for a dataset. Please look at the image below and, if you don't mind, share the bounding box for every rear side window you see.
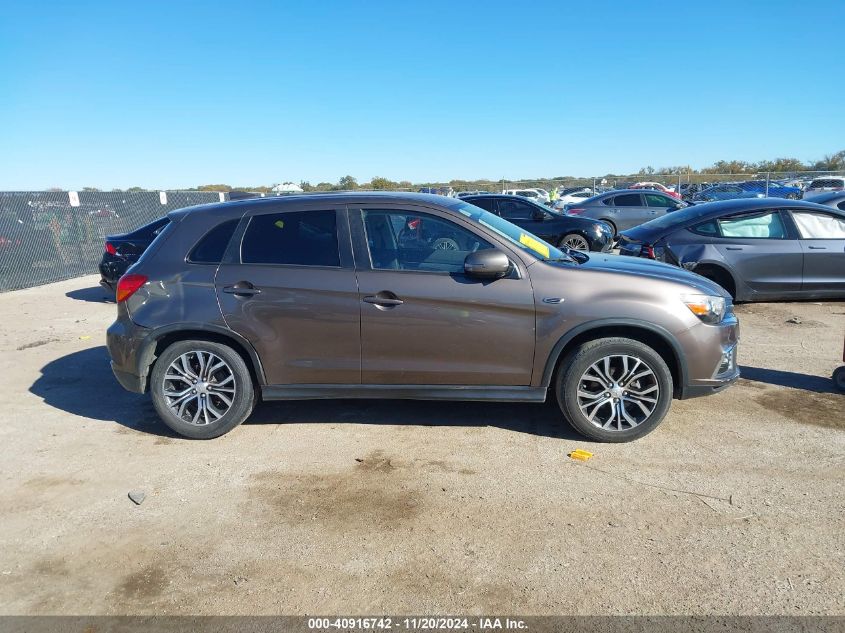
[241,210,340,267]
[690,220,719,236]
[718,212,786,239]
[188,219,239,263]
[613,194,643,207]
[809,178,845,189]
[468,197,495,212]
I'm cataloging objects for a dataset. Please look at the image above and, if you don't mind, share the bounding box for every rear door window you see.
[717,211,787,239]
[498,199,535,220]
[240,210,340,266]
[613,194,644,207]
[468,197,496,212]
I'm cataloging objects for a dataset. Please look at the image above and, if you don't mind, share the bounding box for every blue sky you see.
[1,0,843,190]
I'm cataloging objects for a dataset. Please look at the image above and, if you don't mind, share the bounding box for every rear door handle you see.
[725,246,743,250]
[807,245,827,250]
[223,282,261,296]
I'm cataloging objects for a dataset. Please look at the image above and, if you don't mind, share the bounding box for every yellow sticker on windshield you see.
[519,233,550,258]
[274,220,285,229]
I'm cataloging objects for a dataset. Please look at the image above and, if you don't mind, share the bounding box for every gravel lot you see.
[1,275,843,615]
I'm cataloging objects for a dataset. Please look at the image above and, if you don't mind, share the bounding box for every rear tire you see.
[150,340,255,439]
[833,366,845,393]
[555,337,673,442]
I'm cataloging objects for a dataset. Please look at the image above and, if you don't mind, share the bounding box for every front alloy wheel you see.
[561,233,590,251]
[556,337,673,442]
[576,355,659,431]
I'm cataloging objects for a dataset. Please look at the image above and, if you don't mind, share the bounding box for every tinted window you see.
[467,197,495,212]
[791,211,845,238]
[838,201,845,211]
[718,212,786,239]
[644,193,674,208]
[241,210,339,266]
[189,219,239,263]
[809,178,845,189]
[129,217,169,239]
[498,199,536,220]
[363,210,492,273]
[613,194,643,207]
[690,220,719,236]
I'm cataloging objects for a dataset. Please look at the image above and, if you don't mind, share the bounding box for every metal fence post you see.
[766,172,770,197]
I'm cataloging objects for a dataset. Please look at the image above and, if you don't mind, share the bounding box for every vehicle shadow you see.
[739,365,838,394]
[31,346,580,440]
[65,286,114,303]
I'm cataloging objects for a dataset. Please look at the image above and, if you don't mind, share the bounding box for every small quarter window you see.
[188,219,239,264]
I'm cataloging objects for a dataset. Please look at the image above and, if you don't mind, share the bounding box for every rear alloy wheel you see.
[556,337,673,442]
[150,340,255,439]
[561,233,590,251]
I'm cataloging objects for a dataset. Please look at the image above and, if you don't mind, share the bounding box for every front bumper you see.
[677,311,740,399]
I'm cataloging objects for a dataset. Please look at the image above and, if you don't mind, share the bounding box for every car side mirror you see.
[464,249,511,279]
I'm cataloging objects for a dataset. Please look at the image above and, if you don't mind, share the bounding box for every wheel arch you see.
[137,323,266,392]
[541,319,687,399]
[689,261,737,299]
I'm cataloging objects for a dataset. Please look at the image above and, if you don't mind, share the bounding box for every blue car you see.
[692,181,801,203]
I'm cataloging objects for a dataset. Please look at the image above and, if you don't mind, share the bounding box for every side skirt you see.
[261,384,548,403]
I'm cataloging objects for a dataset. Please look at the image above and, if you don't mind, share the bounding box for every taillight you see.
[105,241,117,255]
[116,273,148,302]
[567,208,585,215]
[640,244,656,259]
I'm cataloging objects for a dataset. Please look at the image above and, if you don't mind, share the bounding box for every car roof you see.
[621,198,845,238]
[169,191,462,219]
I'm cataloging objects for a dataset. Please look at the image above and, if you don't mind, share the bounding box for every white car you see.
[502,189,549,204]
[552,190,594,210]
[803,176,845,200]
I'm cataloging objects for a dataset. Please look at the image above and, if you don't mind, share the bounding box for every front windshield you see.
[452,201,568,261]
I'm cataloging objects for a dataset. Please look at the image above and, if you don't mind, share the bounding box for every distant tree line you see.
[62,149,844,193]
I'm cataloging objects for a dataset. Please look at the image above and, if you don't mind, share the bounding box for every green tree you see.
[337,175,358,190]
[369,176,398,190]
[82,186,100,191]
[197,184,232,192]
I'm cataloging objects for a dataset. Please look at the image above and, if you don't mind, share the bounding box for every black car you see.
[99,217,169,290]
[616,198,845,302]
[462,194,613,251]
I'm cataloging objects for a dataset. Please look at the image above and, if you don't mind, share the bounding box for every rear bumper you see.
[107,312,152,394]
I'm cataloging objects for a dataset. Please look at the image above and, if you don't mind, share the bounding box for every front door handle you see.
[363,291,404,308]
[223,282,261,296]
[807,245,827,250]
[725,246,743,251]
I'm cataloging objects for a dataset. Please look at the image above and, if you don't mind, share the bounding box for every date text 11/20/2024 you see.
[307,617,528,630]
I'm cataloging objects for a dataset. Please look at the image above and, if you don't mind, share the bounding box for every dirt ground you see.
[0,274,843,615]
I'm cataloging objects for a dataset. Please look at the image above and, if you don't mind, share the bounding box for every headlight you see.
[680,293,726,324]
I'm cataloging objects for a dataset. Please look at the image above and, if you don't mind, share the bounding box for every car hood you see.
[555,253,729,298]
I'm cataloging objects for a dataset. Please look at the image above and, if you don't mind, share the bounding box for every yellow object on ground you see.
[568,449,594,461]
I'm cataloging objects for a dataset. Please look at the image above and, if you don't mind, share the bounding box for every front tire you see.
[150,340,255,439]
[555,337,673,442]
[561,233,590,251]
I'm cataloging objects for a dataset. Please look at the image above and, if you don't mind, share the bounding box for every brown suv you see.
[107,193,739,441]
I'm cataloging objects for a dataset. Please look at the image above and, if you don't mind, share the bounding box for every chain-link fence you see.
[2,171,844,292]
[418,170,845,203]
[0,190,232,292]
